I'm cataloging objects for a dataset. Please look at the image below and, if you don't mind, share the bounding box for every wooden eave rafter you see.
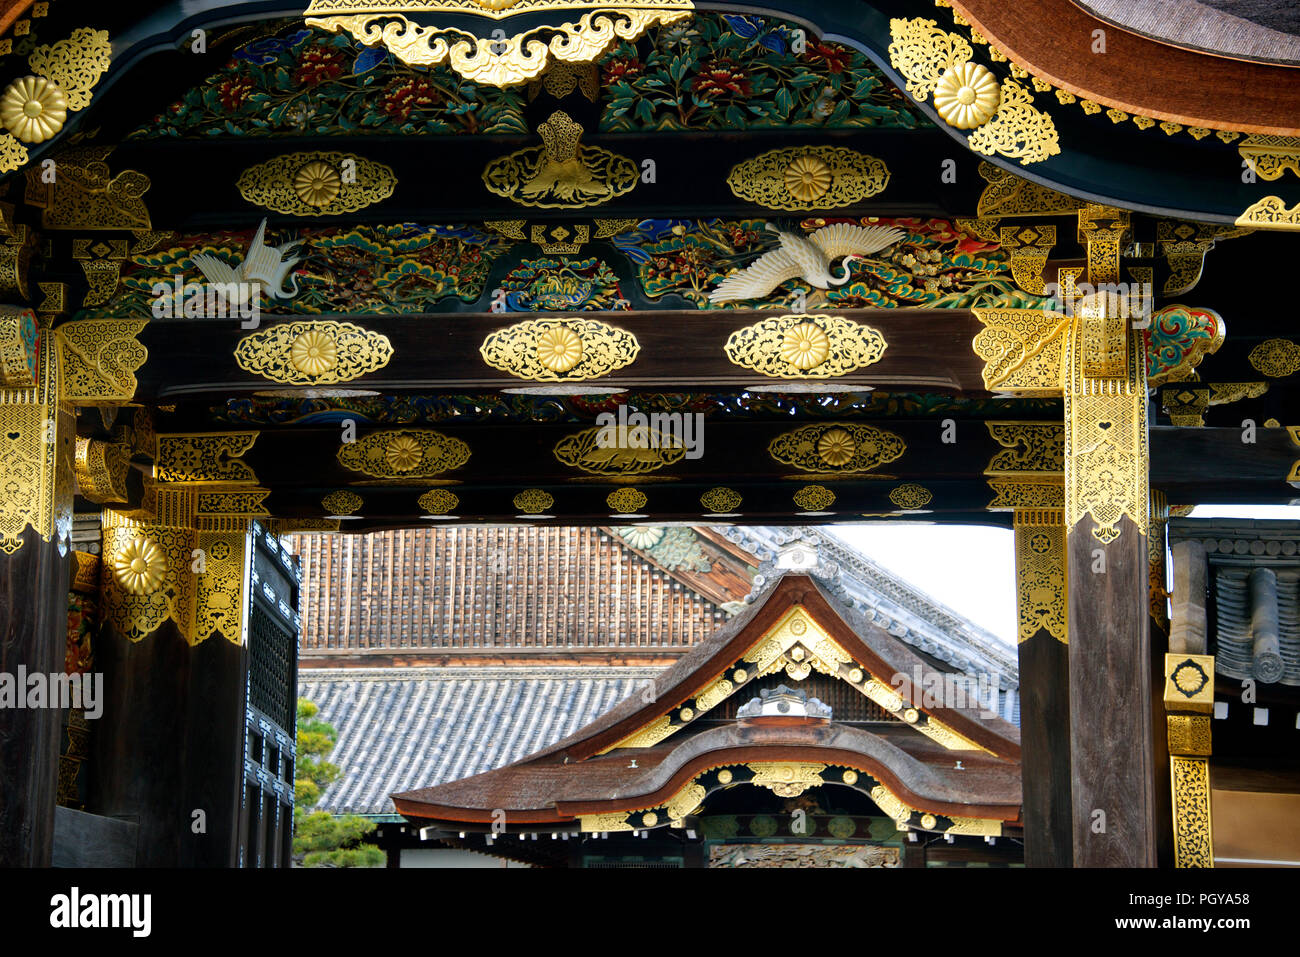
[950,0,1300,135]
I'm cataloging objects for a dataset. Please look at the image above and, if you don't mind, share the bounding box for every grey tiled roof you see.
[300,668,657,815]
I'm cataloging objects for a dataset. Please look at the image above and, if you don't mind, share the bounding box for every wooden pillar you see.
[1148,493,1174,867]
[1013,508,1071,866]
[0,318,75,865]
[91,492,252,866]
[1063,267,1157,866]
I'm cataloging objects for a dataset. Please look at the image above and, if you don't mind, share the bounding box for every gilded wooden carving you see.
[1248,338,1300,378]
[555,426,684,475]
[418,488,459,514]
[726,147,889,211]
[1013,508,1066,643]
[155,433,259,485]
[0,306,38,388]
[483,110,637,208]
[234,320,394,385]
[305,1,694,88]
[1236,196,1300,231]
[56,319,148,405]
[237,151,396,216]
[971,307,1069,395]
[74,438,131,505]
[480,317,639,381]
[769,423,905,474]
[1170,756,1213,868]
[338,429,470,478]
[723,314,886,379]
[887,17,1058,165]
[0,28,112,173]
[699,486,741,513]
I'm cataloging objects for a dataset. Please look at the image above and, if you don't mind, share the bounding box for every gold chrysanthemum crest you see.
[419,488,459,515]
[725,315,887,379]
[0,76,68,144]
[769,424,906,474]
[934,62,1000,129]
[237,151,396,216]
[481,318,639,381]
[888,18,1058,166]
[726,146,890,211]
[235,320,393,385]
[338,429,470,478]
[1,28,111,172]
[113,536,167,595]
[322,490,363,516]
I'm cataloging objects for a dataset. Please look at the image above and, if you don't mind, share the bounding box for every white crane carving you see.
[709,222,907,303]
[190,218,302,309]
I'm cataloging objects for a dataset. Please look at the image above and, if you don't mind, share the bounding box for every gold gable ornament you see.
[304,1,695,88]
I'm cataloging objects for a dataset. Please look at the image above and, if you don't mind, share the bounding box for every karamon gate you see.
[0,0,1298,867]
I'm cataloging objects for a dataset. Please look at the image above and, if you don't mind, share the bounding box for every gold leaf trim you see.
[305,4,693,87]
[480,317,639,381]
[724,314,887,379]
[768,424,905,474]
[234,320,393,385]
[237,151,397,216]
[726,146,890,211]
[482,109,637,208]
[337,429,470,478]
[1236,196,1300,231]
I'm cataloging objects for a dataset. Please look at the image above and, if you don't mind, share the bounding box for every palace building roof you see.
[390,574,1023,836]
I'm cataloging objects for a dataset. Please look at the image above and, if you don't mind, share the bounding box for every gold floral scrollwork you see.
[155,433,259,485]
[305,2,693,87]
[700,486,741,513]
[971,307,1069,395]
[747,763,826,798]
[725,147,890,211]
[793,485,835,512]
[968,79,1059,166]
[887,18,1058,166]
[484,109,638,208]
[74,438,131,505]
[0,28,111,173]
[976,162,1080,217]
[338,429,470,478]
[418,488,459,514]
[889,484,932,510]
[1013,508,1066,643]
[480,317,639,381]
[984,421,1063,510]
[513,488,553,514]
[768,423,905,474]
[1064,323,1148,544]
[1236,196,1300,231]
[0,323,73,554]
[555,424,683,476]
[236,151,397,216]
[322,490,363,516]
[1171,756,1214,868]
[665,782,707,822]
[57,319,148,405]
[24,147,152,232]
[724,314,887,379]
[579,812,634,833]
[1249,339,1300,378]
[1238,135,1300,181]
[606,487,647,513]
[234,320,393,385]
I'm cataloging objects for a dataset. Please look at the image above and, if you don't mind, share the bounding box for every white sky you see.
[830,504,1300,648]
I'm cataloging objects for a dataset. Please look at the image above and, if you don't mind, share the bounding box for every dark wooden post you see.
[1013,507,1072,866]
[1063,266,1157,865]
[0,322,74,865]
[1148,493,1174,866]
